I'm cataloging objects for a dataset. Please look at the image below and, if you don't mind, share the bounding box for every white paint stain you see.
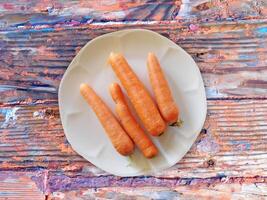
[144,190,180,199]
[178,0,209,16]
[3,177,17,183]
[1,107,19,128]
[81,165,107,176]
[197,133,220,154]
[33,110,45,119]
[52,192,65,199]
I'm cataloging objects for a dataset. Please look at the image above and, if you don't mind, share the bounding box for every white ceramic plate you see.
[59,29,207,176]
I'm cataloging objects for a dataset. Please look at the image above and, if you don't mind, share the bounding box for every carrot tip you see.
[108,52,115,65]
[80,83,88,91]
[170,119,184,127]
[110,51,115,56]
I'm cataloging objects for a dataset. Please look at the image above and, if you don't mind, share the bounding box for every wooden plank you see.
[0,171,46,200]
[0,99,266,179]
[0,0,266,197]
[1,20,267,104]
[0,0,266,28]
[47,180,267,199]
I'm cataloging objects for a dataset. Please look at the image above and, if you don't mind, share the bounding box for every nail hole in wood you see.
[206,159,215,168]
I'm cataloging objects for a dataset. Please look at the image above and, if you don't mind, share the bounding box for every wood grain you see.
[0,0,267,197]
[0,171,46,200]
[1,20,267,104]
[0,99,266,181]
[47,181,267,199]
[0,0,266,28]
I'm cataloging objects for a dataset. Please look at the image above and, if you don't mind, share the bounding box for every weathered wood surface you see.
[0,0,266,28]
[1,20,267,104]
[0,171,45,200]
[0,100,266,179]
[48,181,267,200]
[0,0,267,199]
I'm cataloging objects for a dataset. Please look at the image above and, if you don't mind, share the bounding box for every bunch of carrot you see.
[80,52,180,158]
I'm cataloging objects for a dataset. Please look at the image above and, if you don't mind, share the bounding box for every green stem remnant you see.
[170,119,183,127]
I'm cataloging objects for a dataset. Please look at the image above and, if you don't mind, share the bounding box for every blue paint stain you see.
[256,27,267,35]
[205,88,224,98]
[29,16,65,26]
[6,27,55,39]
[0,191,17,195]
[0,109,7,116]
[81,16,93,24]
[29,27,55,33]
[0,40,6,48]
[155,191,180,200]
[216,173,227,179]
[0,107,19,128]
[231,140,251,151]
[25,166,46,171]
[184,178,194,185]
[239,54,257,60]
[54,48,76,56]
[239,54,258,67]
[64,138,70,145]
[46,7,54,15]
[247,61,259,67]
[106,191,116,199]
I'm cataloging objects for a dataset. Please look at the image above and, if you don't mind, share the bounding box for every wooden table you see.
[0,1,267,199]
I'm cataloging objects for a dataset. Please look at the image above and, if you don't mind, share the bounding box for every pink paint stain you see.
[69,20,81,26]
[189,24,199,32]
[3,3,14,10]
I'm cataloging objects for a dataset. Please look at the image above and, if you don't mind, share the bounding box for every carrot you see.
[80,83,134,156]
[147,53,179,124]
[109,83,158,158]
[108,52,166,136]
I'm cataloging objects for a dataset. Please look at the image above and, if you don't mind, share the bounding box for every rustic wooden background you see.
[0,0,267,199]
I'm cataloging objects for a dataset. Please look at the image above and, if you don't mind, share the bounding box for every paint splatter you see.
[52,192,65,199]
[231,141,251,151]
[0,107,20,128]
[189,24,199,31]
[197,131,220,154]
[256,27,267,35]
[3,3,14,10]
[58,144,73,154]
[145,190,180,200]
[33,110,45,119]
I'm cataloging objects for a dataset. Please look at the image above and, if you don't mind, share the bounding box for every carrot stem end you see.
[170,119,183,127]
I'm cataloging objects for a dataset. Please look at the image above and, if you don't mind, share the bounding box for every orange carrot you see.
[108,52,166,136]
[147,53,179,124]
[109,83,158,158]
[80,83,134,156]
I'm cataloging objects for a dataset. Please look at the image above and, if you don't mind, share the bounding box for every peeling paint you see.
[0,172,45,199]
[0,1,267,198]
[33,110,46,119]
[196,131,220,154]
[58,143,73,154]
[145,190,180,199]
[256,26,267,35]
[0,107,19,128]
[231,140,251,151]
[189,23,199,31]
